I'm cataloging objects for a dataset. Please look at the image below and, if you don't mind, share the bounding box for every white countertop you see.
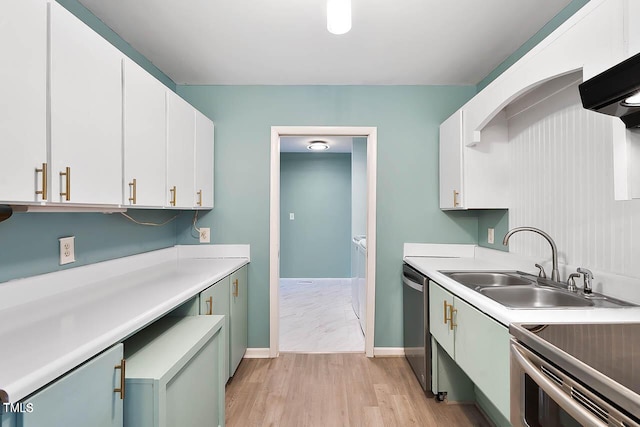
[404,245,640,327]
[0,246,248,404]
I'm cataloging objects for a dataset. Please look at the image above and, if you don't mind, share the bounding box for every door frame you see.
[270,126,377,357]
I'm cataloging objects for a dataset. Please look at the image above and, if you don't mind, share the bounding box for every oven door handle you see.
[511,342,607,427]
[402,275,424,292]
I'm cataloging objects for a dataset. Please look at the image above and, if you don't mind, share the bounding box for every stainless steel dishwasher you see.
[402,263,432,396]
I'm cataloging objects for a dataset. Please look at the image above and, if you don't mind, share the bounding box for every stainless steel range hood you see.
[579,52,640,128]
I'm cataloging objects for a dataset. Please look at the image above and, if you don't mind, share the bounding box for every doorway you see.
[269,126,377,357]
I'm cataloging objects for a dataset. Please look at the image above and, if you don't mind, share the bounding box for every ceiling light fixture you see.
[327,0,351,35]
[623,91,640,106]
[307,141,330,151]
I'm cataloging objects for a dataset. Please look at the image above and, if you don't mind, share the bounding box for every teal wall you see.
[55,0,176,91]
[175,85,479,348]
[477,209,509,252]
[280,153,351,278]
[0,210,179,282]
[477,0,591,90]
[0,1,181,283]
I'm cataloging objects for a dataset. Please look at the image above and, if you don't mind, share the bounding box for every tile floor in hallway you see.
[279,278,365,352]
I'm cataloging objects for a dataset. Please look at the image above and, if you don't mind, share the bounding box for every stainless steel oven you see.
[510,323,640,427]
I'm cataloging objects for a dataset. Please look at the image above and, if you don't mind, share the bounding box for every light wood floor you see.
[226,353,491,427]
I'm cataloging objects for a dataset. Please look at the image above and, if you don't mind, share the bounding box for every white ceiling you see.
[78,0,574,85]
[280,136,354,153]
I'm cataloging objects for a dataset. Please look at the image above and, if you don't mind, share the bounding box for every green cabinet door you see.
[1,412,15,427]
[19,344,124,427]
[429,281,455,358]
[229,265,248,376]
[200,276,230,382]
[453,296,510,421]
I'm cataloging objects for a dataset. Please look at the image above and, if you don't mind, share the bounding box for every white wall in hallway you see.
[507,82,640,278]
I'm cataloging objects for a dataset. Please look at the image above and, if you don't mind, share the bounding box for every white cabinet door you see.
[166,92,195,208]
[439,110,464,209]
[50,2,122,205]
[19,344,124,427]
[0,0,47,203]
[123,59,167,207]
[194,111,214,209]
[429,281,455,358]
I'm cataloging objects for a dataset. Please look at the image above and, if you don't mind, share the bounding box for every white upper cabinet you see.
[439,110,464,209]
[439,110,508,210]
[166,91,195,209]
[123,59,167,208]
[49,2,123,205]
[0,0,48,203]
[195,111,214,209]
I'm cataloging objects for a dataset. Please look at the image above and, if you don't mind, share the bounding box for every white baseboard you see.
[244,348,271,358]
[373,347,405,357]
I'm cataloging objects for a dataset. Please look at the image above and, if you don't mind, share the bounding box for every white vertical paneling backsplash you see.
[507,83,640,279]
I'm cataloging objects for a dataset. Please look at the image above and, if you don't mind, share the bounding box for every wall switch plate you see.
[59,236,75,265]
[289,213,295,220]
[199,227,210,243]
[488,228,495,244]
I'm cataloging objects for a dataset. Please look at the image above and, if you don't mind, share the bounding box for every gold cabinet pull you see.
[35,162,47,200]
[453,190,460,207]
[450,308,458,330]
[233,279,239,297]
[114,359,126,400]
[60,167,71,201]
[169,185,176,206]
[197,189,203,207]
[443,300,450,324]
[128,178,137,205]
[206,296,213,315]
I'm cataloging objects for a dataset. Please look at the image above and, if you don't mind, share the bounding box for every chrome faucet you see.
[503,227,560,282]
[577,267,594,294]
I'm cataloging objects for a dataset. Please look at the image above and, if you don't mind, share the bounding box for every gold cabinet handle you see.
[453,190,460,207]
[128,178,137,205]
[206,296,213,315]
[443,300,451,324]
[60,167,71,201]
[197,189,203,207]
[35,162,47,200]
[169,185,177,206]
[114,358,126,400]
[233,279,239,297]
[450,307,458,330]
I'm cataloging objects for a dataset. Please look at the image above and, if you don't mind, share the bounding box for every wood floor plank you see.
[225,353,492,427]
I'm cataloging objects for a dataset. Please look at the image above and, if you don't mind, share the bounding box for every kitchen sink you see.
[478,286,594,308]
[441,270,637,309]
[443,271,534,287]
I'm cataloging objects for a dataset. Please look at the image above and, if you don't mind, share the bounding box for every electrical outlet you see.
[289,213,295,220]
[59,236,75,265]
[488,228,495,244]
[199,227,210,243]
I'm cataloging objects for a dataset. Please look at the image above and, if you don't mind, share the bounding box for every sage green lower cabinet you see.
[199,276,230,382]
[1,411,15,427]
[123,316,226,427]
[229,265,248,377]
[429,281,510,424]
[18,344,124,427]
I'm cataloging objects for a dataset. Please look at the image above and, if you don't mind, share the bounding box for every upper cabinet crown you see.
[0,0,214,210]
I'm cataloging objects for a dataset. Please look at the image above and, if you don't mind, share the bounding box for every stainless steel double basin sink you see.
[441,271,636,309]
